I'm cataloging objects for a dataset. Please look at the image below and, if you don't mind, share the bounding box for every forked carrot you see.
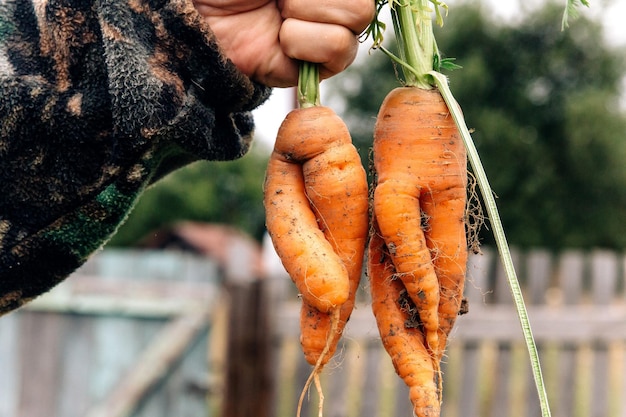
[264,111,352,313]
[373,86,467,359]
[264,62,368,417]
[363,1,569,416]
[366,0,468,414]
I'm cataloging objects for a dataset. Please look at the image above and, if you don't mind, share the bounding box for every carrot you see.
[264,130,350,313]
[364,0,469,413]
[264,62,369,417]
[373,86,468,359]
[368,226,440,417]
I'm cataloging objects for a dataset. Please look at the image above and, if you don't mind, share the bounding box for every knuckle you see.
[351,0,376,32]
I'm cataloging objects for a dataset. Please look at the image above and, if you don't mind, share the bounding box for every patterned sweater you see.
[0,0,272,314]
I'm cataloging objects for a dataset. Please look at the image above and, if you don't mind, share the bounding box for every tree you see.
[108,143,269,246]
[327,2,626,249]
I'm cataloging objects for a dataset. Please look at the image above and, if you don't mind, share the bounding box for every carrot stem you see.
[391,0,433,88]
[298,62,321,108]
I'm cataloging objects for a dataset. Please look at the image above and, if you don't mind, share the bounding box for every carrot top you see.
[298,62,321,108]
[365,0,458,89]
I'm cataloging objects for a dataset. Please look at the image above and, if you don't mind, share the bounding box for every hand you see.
[193,0,374,87]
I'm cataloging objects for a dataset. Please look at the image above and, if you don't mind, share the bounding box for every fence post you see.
[222,240,273,417]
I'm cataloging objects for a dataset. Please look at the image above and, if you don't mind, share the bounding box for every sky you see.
[251,0,626,150]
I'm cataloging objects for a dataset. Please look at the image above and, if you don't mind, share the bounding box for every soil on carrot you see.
[398,285,423,330]
[458,297,469,315]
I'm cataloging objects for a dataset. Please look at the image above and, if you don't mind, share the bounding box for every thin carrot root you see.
[314,363,325,417]
[296,308,340,417]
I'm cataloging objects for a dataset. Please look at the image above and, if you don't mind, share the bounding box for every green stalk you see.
[298,61,320,108]
[391,0,434,89]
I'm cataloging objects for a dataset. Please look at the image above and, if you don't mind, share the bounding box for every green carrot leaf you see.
[562,0,590,30]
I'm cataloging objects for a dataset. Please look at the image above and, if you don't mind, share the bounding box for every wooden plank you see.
[393,375,412,417]
[465,249,494,307]
[0,313,20,417]
[88,314,162,405]
[222,280,272,417]
[559,251,584,305]
[458,342,481,417]
[56,315,95,417]
[492,247,521,305]
[525,250,552,305]
[325,351,351,417]
[25,268,218,319]
[277,302,626,342]
[70,276,216,299]
[490,344,514,417]
[490,248,522,417]
[17,311,66,417]
[294,355,314,417]
[271,338,301,417]
[590,250,618,306]
[84,308,211,417]
[524,250,552,417]
[130,327,210,417]
[169,328,211,417]
[555,250,584,417]
[25,293,211,318]
[359,340,382,417]
[589,251,618,417]
[447,305,626,342]
[91,250,197,281]
[590,342,610,417]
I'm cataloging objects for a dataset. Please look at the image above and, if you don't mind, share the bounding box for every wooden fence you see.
[0,250,222,417]
[1,247,625,417]
[270,248,626,417]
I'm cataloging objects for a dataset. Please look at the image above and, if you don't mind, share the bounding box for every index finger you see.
[278,0,375,35]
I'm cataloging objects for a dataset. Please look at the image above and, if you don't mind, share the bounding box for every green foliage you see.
[108,144,269,246]
[110,2,626,250]
[562,0,590,29]
[331,2,626,249]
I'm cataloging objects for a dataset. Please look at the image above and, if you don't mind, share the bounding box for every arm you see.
[0,0,271,314]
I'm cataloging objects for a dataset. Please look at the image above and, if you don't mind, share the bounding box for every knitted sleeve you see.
[0,0,272,314]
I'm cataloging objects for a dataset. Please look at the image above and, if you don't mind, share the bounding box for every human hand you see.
[193,0,374,87]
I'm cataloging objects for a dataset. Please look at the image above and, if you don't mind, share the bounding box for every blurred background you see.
[109,0,626,251]
[1,1,626,417]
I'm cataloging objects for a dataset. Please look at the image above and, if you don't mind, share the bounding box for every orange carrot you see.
[372,86,467,359]
[264,61,369,417]
[264,107,355,313]
[369,226,440,417]
[264,103,368,417]
[265,106,368,361]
